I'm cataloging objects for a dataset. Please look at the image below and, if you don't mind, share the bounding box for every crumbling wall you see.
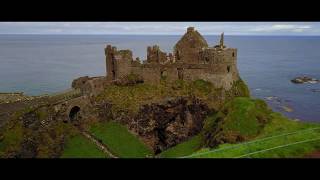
[72,76,107,96]
[72,76,90,89]
[105,45,133,81]
[147,45,167,64]
[161,67,179,82]
[103,27,240,91]
[141,66,161,84]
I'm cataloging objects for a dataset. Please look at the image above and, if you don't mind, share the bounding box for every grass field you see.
[89,121,153,158]
[159,135,201,158]
[61,134,108,158]
[185,113,320,158]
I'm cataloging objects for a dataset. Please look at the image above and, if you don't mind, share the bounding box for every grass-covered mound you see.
[89,121,153,158]
[61,134,107,158]
[159,97,272,158]
[0,106,36,154]
[158,135,202,158]
[0,106,78,158]
[187,112,320,158]
[0,120,23,157]
[202,97,272,148]
[96,78,249,117]
[159,97,320,158]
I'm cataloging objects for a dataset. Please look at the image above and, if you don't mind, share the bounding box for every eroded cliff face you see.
[130,97,211,153]
[95,79,250,153]
[0,78,250,157]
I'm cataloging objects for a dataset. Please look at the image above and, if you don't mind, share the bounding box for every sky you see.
[0,22,319,35]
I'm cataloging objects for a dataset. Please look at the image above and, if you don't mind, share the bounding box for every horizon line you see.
[1,33,320,36]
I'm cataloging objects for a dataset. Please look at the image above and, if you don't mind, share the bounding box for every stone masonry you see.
[72,27,240,96]
[104,27,239,90]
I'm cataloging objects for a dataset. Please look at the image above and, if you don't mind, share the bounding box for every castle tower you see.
[174,27,208,64]
[220,32,224,48]
[105,45,133,81]
[105,45,116,81]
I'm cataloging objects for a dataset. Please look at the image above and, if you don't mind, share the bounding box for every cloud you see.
[0,22,317,35]
[250,24,312,33]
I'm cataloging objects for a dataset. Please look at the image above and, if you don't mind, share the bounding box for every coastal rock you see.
[265,96,281,103]
[281,105,293,112]
[129,97,211,154]
[291,76,319,84]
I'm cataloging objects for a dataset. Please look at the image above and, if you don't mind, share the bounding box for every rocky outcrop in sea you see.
[291,76,319,84]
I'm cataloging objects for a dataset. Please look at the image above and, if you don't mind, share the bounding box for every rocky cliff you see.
[130,97,211,153]
[0,78,250,157]
[95,78,250,153]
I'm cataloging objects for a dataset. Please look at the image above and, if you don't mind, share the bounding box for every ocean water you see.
[0,35,319,122]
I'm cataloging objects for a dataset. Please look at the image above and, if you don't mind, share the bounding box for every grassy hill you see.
[187,113,320,158]
[160,97,320,158]
[158,135,202,158]
[61,134,108,158]
[89,121,153,158]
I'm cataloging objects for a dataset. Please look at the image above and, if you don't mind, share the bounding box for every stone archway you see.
[160,70,168,80]
[69,106,81,122]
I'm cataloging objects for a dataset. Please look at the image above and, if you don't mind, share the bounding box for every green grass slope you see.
[188,113,320,158]
[189,98,320,158]
[89,121,153,158]
[159,135,201,158]
[61,134,108,158]
[161,97,320,158]
[202,97,272,148]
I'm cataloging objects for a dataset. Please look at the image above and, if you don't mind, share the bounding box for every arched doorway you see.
[69,106,81,122]
[160,70,168,81]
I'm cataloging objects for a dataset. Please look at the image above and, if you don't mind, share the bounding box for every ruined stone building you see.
[104,27,239,90]
[72,27,240,95]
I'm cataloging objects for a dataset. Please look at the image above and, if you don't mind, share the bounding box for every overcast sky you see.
[0,22,319,35]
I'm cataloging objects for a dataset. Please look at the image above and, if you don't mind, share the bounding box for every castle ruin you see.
[104,27,239,90]
[72,27,240,95]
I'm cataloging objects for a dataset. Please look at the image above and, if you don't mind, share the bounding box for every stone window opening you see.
[161,70,168,80]
[177,68,184,80]
[232,52,235,57]
[227,66,231,73]
[176,51,180,60]
[205,57,209,63]
[69,106,81,122]
[112,70,116,80]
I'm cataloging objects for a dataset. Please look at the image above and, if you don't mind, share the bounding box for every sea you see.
[0,34,319,122]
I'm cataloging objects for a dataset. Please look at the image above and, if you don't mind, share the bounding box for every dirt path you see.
[80,130,118,158]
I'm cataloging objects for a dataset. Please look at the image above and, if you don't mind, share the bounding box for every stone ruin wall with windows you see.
[72,27,240,95]
[104,27,239,90]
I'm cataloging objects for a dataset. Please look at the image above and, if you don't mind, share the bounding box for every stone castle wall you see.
[102,27,240,90]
